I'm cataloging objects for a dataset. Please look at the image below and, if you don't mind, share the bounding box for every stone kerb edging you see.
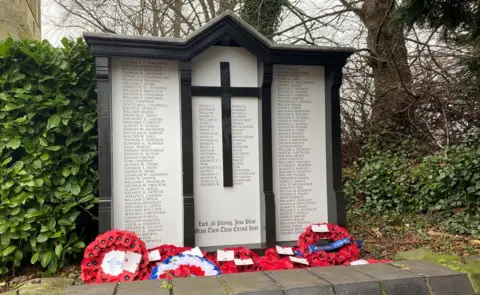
[63,260,476,295]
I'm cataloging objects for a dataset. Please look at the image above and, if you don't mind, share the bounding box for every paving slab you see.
[394,260,475,295]
[462,255,480,265]
[116,280,169,295]
[222,272,283,295]
[265,269,334,295]
[172,276,228,295]
[353,263,430,295]
[62,283,117,295]
[1,278,75,295]
[308,265,382,295]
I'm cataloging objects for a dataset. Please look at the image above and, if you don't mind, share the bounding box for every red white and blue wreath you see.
[149,254,221,279]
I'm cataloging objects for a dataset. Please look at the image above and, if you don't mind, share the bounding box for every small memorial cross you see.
[191,61,260,187]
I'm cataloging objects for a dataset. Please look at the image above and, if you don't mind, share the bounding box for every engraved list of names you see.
[111,58,183,248]
[272,65,328,242]
[192,97,261,247]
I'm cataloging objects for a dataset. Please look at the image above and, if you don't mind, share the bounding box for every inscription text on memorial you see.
[272,65,328,242]
[111,58,183,248]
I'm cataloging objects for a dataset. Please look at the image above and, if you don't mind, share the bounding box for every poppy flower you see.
[89,275,99,284]
[119,273,133,282]
[264,247,278,258]
[221,247,258,260]
[81,268,96,282]
[296,244,310,257]
[96,271,112,283]
[326,253,337,265]
[220,261,239,274]
[266,257,294,271]
[298,232,315,246]
[335,253,347,265]
[306,251,328,263]
[112,231,124,245]
[118,234,134,248]
[187,265,205,277]
[81,258,96,270]
[127,240,142,253]
[278,259,295,270]
[84,243,102,258]
[163,245,178,257]
[101,231,117,247]
[94,235,108,249]
[255,256,292,271]
[140,252,150,267]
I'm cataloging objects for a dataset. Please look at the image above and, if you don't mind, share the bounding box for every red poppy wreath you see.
[296,223,359,266]
[80,230,149,284]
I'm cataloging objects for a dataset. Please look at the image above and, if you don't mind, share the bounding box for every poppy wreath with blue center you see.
[296,223,359,266]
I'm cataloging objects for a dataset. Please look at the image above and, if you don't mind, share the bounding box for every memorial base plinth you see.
[65,261,475,295]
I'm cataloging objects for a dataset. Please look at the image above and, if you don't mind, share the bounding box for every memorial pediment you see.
[84,11,352,66]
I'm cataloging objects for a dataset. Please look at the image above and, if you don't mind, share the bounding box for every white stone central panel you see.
[192,46,262,247]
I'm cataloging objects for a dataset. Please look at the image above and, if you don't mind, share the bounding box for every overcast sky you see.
[39,0,362,50]
[41,0,82,45]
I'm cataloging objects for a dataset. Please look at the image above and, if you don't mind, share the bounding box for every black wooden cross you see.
[191,62,260,187]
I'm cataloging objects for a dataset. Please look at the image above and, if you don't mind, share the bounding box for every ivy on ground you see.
[0,38,98,274]
[344,134,480,237]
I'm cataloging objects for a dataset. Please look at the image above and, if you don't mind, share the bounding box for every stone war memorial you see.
[64,11,477,295]
[84,11,352,251]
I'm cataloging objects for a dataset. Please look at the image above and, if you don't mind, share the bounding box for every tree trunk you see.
[361,0,414,136]
[173,0,183,37]
[151,0,160,37]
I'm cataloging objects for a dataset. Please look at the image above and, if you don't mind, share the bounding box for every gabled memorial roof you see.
[83,10,354,66]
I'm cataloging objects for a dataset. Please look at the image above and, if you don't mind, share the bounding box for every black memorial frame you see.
[84,11,354,251]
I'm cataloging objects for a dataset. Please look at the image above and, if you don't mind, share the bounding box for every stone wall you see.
[0,0,41,40]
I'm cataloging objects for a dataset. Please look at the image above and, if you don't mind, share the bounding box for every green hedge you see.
[344,135,480,237]
[0,38,98,274]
